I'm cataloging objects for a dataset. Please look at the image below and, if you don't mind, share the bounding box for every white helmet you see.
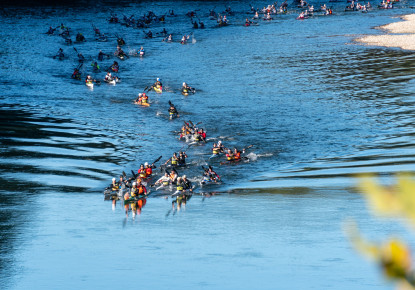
[183,82,186,86]
[183,175,186,179]
[156,78,160,81]
[139,93,142,97]
[132,182,137,186]
[112,178,116,181]
[144,162,148,166]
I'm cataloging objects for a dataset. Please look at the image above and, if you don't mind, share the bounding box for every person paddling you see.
[154,172,171,190]
[98,50,108,61]
[168,102,179,119]
[110,61,119,72]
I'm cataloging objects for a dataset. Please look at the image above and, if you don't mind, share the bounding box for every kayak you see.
[182,89,189,96]
[153,85,162,93]
[105,79,117,85]
[136,101,150,107]
[124,195,147,205]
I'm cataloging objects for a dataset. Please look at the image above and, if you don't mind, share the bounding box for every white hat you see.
[144,162,148,166]
[183,82,186,86]
[132,182,137,186]
[139,93,142,96]
[156,78,160,81]
[112,178,116,181]
[182,175,186,179]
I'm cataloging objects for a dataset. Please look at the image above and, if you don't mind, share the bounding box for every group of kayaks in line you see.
[104,114,253,218]
[47,23,146,89]
[103,81,252,218]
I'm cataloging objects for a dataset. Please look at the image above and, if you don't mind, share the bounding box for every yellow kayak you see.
[135,101,150,107]
[153,85,162,93]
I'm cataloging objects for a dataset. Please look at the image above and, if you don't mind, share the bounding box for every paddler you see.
[114,45,126,58]
[77,52,85,63]
[145,30,153,38]
[163,34,173,42]
[208,166,221,182]
[47,26,56,35]
[233,148,243,161]
[98,50,108,61]
[105,72,113,82]
[168,103,179,119]
[178,151,188,166]
[117,37,126,46]
[76,32,85,42]
[182,175,193,193]
[180,35,189,44]
[56,48,64,59]
[212,141,224,155]
[144,162,155,177]
[182,82,195,94]
[110,61,119,72]
[154,172,170,190]
[85,75,94,85]
[137,164,147,179]
[153,78,162,89]
[109,177,119,210]
[164,152,179,167]
[136,92,149,104]
[71,67,81,80]
[91,61,100,72]
[198,128,206,141]
[136,179,147,215]
[169,168,178,184]
[139,46,145,56]
[226,149,234,161]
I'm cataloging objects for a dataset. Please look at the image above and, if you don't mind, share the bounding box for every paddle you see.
[152,155,162,165]
[243,145,253,152]
[131,170,138,179]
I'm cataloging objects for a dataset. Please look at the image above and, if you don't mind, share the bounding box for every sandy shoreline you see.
[357,14,415,50]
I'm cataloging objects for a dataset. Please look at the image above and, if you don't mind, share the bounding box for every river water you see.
[1,0,415,289]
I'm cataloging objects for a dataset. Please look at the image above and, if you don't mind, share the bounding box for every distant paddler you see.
[210,141,225,158]
[54,48,64,60]
[168,101,179,119]
[71,63,82,80]
[171,177,192,211]
[110,61,119,72]
[139,46,145,57]
[181,34,190,44]
[181,82,196,95]
[98,50,109,61]
[76,32,86,42]
[85,75,96,88]
[135,92,150,106]
[148,78,162,93]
